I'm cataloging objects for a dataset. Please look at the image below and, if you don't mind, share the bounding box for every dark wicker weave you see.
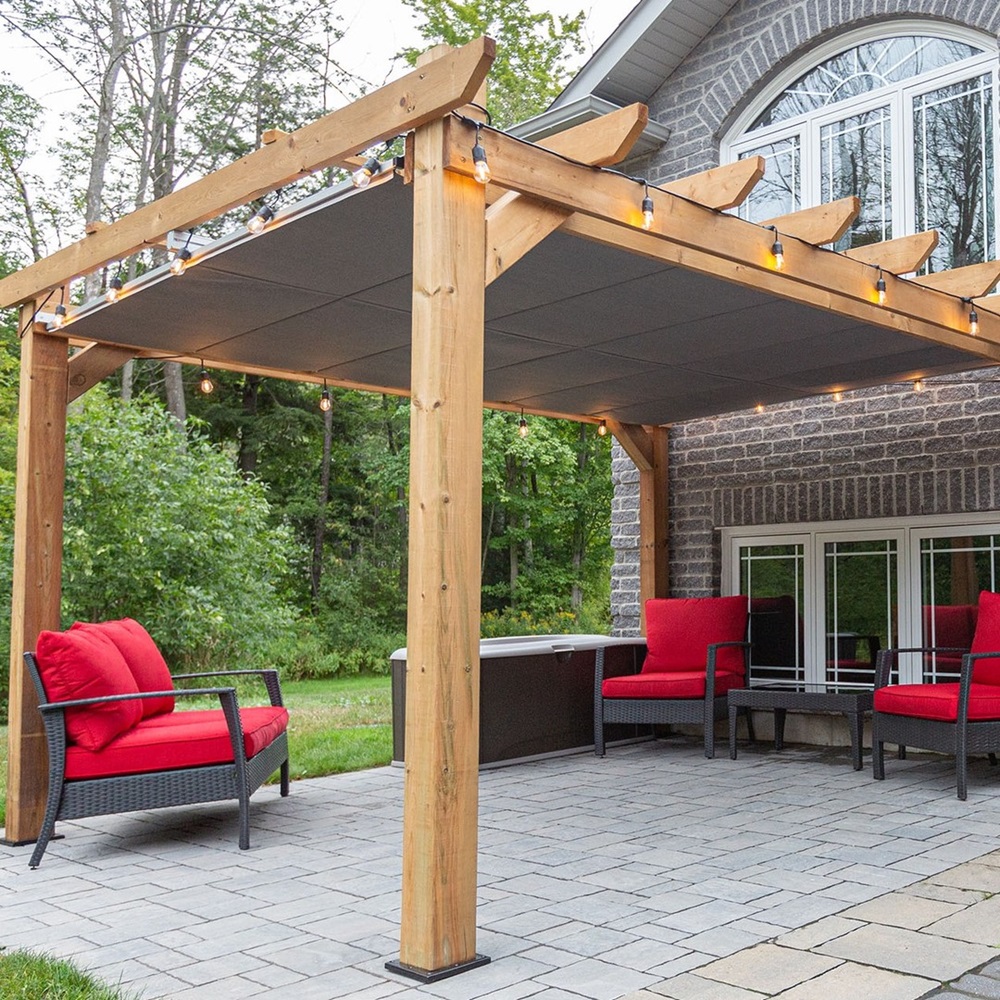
[727,685,872,770]
[873,646,1000,800]
[594,641,750,759]
[25,653,290,868]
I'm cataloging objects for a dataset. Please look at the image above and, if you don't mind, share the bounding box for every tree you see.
[400,0,584,127]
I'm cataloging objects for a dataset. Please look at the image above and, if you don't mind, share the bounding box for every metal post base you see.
[385,954,491,983]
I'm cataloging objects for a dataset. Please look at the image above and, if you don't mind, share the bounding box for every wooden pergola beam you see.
[67,343,135,402]
[0,37,496,310]
[912,260,1000,298]
[763,196,860,245]
[662,156,765,211]
[843,230,939,274]
[442,118,1000,358]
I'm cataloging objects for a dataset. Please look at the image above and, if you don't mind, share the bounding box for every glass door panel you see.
[738,136,801,221]
[824,538,898,686]
[739,543,805,684]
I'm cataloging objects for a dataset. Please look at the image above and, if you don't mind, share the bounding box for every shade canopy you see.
[63,175,990,425]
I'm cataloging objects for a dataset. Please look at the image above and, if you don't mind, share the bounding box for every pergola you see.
[4,38,1000,982]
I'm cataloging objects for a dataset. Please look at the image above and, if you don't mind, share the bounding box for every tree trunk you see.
[163,361,186,427]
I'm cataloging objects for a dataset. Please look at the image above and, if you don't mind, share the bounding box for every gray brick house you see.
[518,0,1000,694]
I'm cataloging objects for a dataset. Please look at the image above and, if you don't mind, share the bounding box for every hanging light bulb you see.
[969,303,980,336]
[198,364,214,394]
[768,226,784,270]
[105,275,124,303]
[352,156,381,189]
[52,302,68,328]
[913,378,925,393]
[641,183,654,231]
[170,248,192,275]
[518,408,529,438]
[755,403,765,414]
[319,380,332,412]
[472,126,491,185]
[832,390,843,402]
[876,266,887,306]
[246,204,275,234]
[597,419,608,437]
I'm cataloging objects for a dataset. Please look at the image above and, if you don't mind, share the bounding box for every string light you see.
[246,204,275,234]
[767,225,784,270]
[169,247,192,275]
[966,298,980,336]
[641,182,654,231]
[597,419,608,436]
[518,408,529,438]
[352,156,381,189]
[832,390,843,402]
[198,363,214,394]
[913,379,925,392]
[472,125,491,185]
[755,403,765,414]
[319,380,332,412]
[52,302,67,328]
[876,265,887,306]
[105,274,123,303]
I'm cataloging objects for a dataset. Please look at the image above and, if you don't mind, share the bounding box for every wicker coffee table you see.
[728,683,874,770]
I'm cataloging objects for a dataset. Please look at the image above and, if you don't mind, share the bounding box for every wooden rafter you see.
[912,260,1000,298]
[606,418,653,470]
[0,38,496,310]
[662,156,765,212]
[485,104,648,284]
[442,118,1000,358]
[763,196,860,245]
[843,231,939,274]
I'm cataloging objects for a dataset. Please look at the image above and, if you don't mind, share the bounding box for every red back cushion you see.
[971,591,1000,685]
[71,619,174,717]
[643,596,748,675]
[34,628,142,751]
[923,604,976,650]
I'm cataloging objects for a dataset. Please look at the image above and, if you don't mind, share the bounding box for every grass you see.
[0,674,394,829]
[0,948,138,999]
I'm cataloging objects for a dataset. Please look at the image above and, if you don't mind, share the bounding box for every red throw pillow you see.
[971,591,1000,685]
[35,628,142,751]
[72,619,174,717]
[644,596,748,675]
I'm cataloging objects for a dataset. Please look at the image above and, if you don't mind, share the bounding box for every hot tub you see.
[391,634,645,766]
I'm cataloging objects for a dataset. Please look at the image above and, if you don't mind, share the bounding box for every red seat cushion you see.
[71,619,174,718]
[64,706,289,780]
[971,591,1000,684]
[875,682,1000,722]
[35,628,142,752]
[602,669,745,700]
[643,596,747,675]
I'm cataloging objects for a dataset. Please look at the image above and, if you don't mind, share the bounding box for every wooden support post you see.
[390,111,488,981]
[5,320,68,844]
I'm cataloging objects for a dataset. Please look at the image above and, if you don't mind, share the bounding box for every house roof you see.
[61,174,991,426]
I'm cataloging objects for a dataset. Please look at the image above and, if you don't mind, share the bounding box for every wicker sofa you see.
[24,618,289,867]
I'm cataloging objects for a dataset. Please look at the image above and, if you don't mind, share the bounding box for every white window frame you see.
[722,511,1000,685]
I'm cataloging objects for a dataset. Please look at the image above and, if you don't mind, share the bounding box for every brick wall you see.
[610,0,1000,636]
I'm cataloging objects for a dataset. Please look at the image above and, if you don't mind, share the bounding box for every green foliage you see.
[259,620,404,680]
[56,391,301,672]
[0,949,137,1000]
[400,0,585,127]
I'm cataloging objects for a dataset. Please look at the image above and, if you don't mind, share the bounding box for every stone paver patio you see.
[3,738,1000,998]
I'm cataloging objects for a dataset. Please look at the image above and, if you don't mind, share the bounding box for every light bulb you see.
[641,195,654,231]
[247,205,274,234]
[913,379,925,393]
[597,419,608,437]
[772,238,784,270]
[319,389,332,412]
[199,368,214,394]
[170,248,192,275]
[876,276,887,306]
[518,416,529,438]
[472,140,491,184]
[52,303,67,328]
[105,276,123,303]
[755,403,765,414]
[832,391,843,402]
[970,306,980,336]
[352,157,380,189]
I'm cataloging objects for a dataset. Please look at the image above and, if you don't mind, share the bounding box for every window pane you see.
[914,74,995,272]
[920,535,999,681]
[825,539,896,686]
[821,106,892,250]
[753,36,982,129]
[738,137,800,222]
[740,543,804,684]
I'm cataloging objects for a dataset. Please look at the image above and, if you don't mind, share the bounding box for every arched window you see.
[724,26,998,272]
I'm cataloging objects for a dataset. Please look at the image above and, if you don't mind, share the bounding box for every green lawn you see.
[0,948,139,999]
[0,674,394,829]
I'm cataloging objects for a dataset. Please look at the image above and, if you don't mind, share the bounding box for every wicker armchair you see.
[594,596,750,759]
[873,590,1000,799]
